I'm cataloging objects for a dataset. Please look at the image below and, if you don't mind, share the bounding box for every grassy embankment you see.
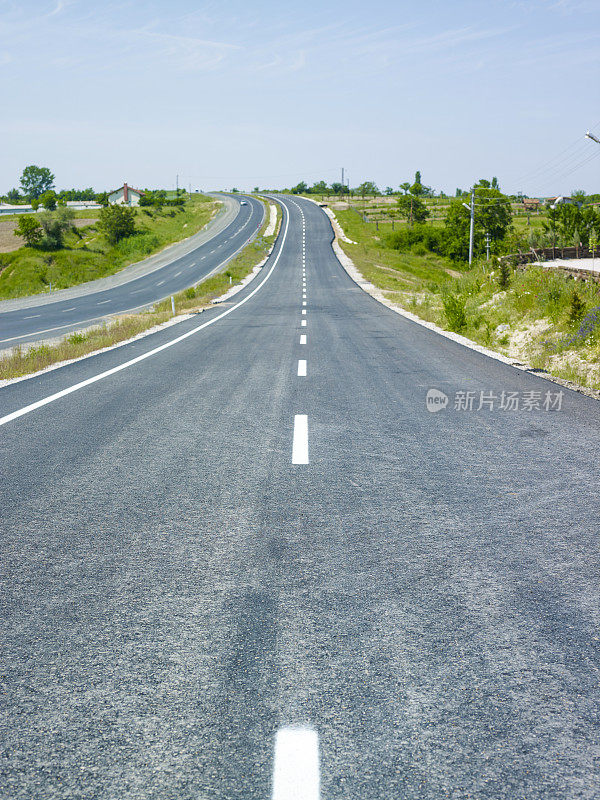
[0,200,280,380]
[333,205,600,391]
[0,194,219,299]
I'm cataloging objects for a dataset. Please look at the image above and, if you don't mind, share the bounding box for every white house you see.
[108,183,144,207]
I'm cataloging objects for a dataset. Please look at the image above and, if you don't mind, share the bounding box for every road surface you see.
[1,195,599,799]
[0,194,264,349]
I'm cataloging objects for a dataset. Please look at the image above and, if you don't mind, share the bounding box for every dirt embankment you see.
[0,217,97,253]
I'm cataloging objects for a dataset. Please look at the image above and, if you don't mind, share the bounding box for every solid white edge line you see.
[297,359,307,377]
[0,205,289,428]
[292,415,309,464]
[273,727,319,800]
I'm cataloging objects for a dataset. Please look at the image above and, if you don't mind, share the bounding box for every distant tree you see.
[491,176,500,190]
[14,215,43,247]
[400,182,411,195]
[231,187,239,193]
[38,207,75,249]
[311,180,328,196]
[291,181,308,194]
[30,198,40,211]
[444,179,512,261]
[411,171,424,196]
[384,186,395,196]
[397,194,429,225]
[253,186,260,193]
[331,182,345,197]
[7,188,21,202]
[96,192,109,207]
[19,165,55,199]
[571,189,586,203]
[357,181,379,198]
[97,204,136,245]
[40,190,57,211]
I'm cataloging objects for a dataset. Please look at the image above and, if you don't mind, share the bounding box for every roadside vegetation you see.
[0,193,219,299]
[292,172,600,391]
[0,200,281,381]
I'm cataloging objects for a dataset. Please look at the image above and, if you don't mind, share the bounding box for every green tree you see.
[14,215,43,247]
[40,190,57,211]
[385,186,395,196]
[397,194,429,225]
[357,181,379,198]
[444,181,512,262]
[400,182,411,194]
[97,204,136,245]
[7,188,21,202]
[19,165,55,199]
[311,180,328,196]
[291,181,308,194]
[38,207,75,249]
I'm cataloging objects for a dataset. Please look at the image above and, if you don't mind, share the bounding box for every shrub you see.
[443,293,468,332]
[569,291,586,324]
[184,287,196,299]
[97,204,136,245]
[14,215,43,247]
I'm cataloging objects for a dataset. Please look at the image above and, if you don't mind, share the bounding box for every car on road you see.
[240,200,248,205]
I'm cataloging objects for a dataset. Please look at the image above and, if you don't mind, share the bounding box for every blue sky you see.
[0,0,598,195]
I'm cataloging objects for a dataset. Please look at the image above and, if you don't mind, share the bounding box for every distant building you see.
[108,183,144,207]
[545,196,581,208]
[522,198,541,211]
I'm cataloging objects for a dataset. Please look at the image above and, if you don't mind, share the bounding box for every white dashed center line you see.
[273,727,319,800]
[292,416,309,465]
[22,314,40,319]
[174,271,182,277]
[300,334,307,344]
[156,280,165,286]
[297,359,307,377]
[301,320,307,327]
[302,309,306,315]
[61,307,76,313]
[97,300,111,305]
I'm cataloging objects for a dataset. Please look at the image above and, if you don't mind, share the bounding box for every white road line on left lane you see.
[297,359,307,377]
[0,206,290,427]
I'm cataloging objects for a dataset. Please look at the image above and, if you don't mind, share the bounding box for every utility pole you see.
[176,174,179,196]
[468,188,475,266]
[341,167,344,200]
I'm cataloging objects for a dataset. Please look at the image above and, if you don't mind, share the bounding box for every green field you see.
[0,195,219,299]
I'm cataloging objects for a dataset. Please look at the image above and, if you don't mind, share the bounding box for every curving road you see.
[0,193,264,349]
[1,196,599,799]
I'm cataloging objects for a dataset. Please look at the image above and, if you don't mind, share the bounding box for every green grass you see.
[335,207,456,292]
[333,206,600,390]
[0,195,219,299]
[0,199,281,380]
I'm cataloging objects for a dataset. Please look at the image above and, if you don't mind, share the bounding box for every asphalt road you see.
[1,195,599,799]
[0,194,264,349]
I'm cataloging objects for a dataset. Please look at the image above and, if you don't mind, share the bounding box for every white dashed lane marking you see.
[300,334,307,344]
[297,359,307,377]
[273,727,319,800]
[292,416,309,465]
